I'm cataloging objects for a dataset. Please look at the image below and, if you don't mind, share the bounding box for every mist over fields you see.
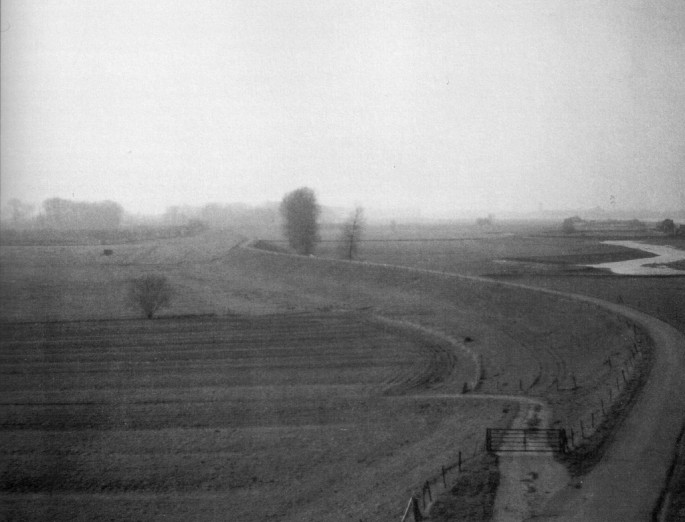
[1,2,685,520]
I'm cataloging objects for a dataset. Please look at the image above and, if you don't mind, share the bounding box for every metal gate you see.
[486,428,567,453]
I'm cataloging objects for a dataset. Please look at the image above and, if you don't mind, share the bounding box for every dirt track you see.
[405,267,685,519]
[535,302,685,520]
[387,262,685,520]
[247,245,685,519]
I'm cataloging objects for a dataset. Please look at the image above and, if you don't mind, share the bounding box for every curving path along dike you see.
[535,301,685,521]
[244,243,685,519]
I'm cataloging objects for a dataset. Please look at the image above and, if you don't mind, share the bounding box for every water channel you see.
[588,241,685,276]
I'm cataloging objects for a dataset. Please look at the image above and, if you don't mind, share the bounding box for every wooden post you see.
[572,374,577,390]
[570,427,575,446]
[519,379,523,391]
[425,482,432,502]
[580,420,585,438]
[412,496,423,521]
[622,369,627,383]
[458,451,462,472]
[442,466,446,488]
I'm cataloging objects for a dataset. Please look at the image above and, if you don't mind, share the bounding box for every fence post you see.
[580,420,585,438]
[622,369,627,383]
[560,429,568,453]
[412,496,423,521]
[458,451,462,472]
[442,466,446,488]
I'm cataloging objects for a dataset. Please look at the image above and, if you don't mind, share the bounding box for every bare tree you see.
[338,206,365,261]
[128,274,173,319]
[280,187,321,255]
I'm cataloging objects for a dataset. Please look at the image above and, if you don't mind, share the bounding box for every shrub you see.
[128,274,173,319]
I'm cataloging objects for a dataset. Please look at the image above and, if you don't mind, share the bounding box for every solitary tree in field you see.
[280,187,321,255]
[338,206,365,260]
[128,274,173,319]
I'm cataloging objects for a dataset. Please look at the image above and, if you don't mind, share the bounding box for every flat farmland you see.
[1,224,665,520]
[0,314,513,521]
[316,222,685,335]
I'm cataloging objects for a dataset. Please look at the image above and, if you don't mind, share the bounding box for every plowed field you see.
[0,314,511,521]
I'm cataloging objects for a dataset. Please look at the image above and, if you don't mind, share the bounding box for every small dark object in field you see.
[464,336,473,343]
[102,249,113,256]
[462,382,469,394]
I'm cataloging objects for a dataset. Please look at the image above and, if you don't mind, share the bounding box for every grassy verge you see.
[427,453,500,521]
[556,335,655,476]
[653,422,685,521]
[424,402,518,521]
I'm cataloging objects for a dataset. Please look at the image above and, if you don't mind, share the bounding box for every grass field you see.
[315,221,685,335]
[1,222,676,520]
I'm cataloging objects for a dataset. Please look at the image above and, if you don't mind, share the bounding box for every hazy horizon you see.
[2,1,684,217]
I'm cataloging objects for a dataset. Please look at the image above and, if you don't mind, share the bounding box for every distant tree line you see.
[561,216,684,235]
[1,198,124,230]
[37,198,124,229]
[163,202,278,236]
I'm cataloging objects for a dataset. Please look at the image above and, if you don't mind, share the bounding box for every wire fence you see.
[397,319,651,521]
[565,321,649,450]
[399,442,489,522]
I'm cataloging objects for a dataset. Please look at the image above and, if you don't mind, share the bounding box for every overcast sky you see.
[1,0,684,216]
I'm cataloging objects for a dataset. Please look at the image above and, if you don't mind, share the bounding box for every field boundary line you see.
[368,314,481,392]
